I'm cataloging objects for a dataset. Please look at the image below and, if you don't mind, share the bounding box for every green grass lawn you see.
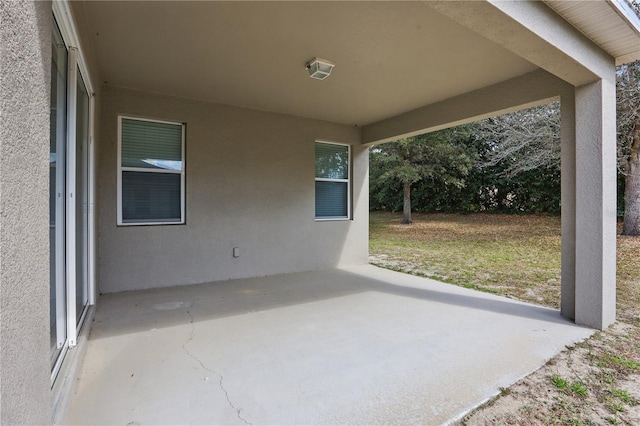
[370,211,640,424]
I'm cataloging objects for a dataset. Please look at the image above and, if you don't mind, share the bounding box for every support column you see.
[560,89,576,321]
[574,78,617,330]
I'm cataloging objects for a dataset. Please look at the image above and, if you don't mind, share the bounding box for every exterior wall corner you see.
[0,0,54,423]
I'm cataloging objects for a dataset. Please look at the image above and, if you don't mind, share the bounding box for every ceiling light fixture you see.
[305,57,335,80]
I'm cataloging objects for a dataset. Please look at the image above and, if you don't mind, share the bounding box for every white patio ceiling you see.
[76,1,538,126]
[74,1,640,127]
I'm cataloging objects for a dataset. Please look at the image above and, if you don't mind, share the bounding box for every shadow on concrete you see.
[69,265,594,425]
[90,265,582,340]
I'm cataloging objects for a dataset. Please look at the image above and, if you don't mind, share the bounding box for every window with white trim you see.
[315,141,350,220]
[117,116,185,225]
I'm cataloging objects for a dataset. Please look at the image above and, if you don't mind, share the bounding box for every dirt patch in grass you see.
[369,212,640,426]
[459,323,640,426]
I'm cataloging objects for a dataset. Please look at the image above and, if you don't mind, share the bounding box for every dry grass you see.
[617,234,640,325]
[370,212,563,307]
[369,212,640,426]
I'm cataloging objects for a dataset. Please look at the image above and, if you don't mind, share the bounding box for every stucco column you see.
[574,78,617,330]
[0,0,53,423]
[560,89,576,321]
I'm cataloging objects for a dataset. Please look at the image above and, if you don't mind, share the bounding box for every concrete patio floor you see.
[65,265,594,425]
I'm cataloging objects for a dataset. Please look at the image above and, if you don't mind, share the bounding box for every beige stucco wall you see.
[98,86,367,293]
[0,0,53,423]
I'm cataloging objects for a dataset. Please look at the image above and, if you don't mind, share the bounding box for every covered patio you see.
[65,266,592,425]
[3,1,640,424]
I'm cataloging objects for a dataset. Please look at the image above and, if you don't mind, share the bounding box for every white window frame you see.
[117,115,186,226]
[314,140,351,221]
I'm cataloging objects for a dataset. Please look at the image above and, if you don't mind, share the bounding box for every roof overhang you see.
[70,1,640,144]
[544,0,640,66]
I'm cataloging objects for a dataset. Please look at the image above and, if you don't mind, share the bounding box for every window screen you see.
[315,142,350,219]
[118,117,184,225]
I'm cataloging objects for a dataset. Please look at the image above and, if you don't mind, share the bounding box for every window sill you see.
[118,220,185,226]
[315,217,351,222]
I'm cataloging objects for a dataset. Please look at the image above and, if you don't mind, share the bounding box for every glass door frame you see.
[51,21,68,368]
[51,1,97,384]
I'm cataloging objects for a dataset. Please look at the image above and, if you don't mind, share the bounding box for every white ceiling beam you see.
[361,69,569,145]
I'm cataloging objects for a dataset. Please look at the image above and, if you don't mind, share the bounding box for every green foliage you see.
[608,403,625,413]
[369,117,561,215]
[609,388,637,405]
[369,126,477,213]
[551,376,589,397]
[605,355,640,370]
[552,375,568,389]
[570,382,588,397]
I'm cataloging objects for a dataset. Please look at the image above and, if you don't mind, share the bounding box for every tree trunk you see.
[623,149,640,235]
[623,122,640,236]
[402,181,412,224]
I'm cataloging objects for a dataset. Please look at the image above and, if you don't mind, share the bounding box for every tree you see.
[369,63,640,223]
[475,62,640,234]
[472,102,562,214]
[370,138,425,224]
[476,102,560,177]
[617,60,640,235]
[370,129,475,223]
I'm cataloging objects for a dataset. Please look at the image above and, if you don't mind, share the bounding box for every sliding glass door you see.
[50,22,68,366]
[49,15,93,380]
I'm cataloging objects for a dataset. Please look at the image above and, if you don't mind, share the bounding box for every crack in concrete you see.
[182,308,252,426]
